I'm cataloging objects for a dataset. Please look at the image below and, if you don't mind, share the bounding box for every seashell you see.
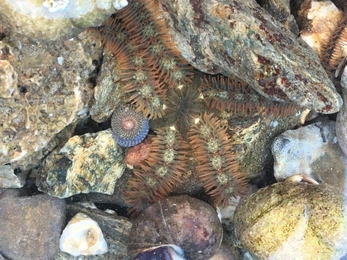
[128,195,223,260]
[59,212,108,256]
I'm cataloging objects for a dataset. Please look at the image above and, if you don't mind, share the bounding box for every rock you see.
[37,129,126,198]
[272,121,347,192]
[0,164,26,188]
[0,194,66,260]
[159,0,341,113]
[228,113,301,179]
[89,53,123,123]
[59,212,108,256]
[0,0,127,41]
[261,0,299,35]
[55,203,131,260]
[0,29,99,172]
[234,182,347,260]
[336,86,347,156]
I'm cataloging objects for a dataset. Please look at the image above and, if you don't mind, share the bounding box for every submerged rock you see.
[0,30,98,173]
[0,0,128,41]
[272,121,347,192]
[0,164,26,188]
[37,129,126,198]
[234,182,347,260]
[159,0,341,113]
[0,193,66,260]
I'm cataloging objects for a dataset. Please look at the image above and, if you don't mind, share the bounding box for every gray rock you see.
[37,129,126,198]
[159,0,341,113]
[0,165,26,188]
[0,194,66,260]
[336,86,347,156]
[0,0,125,41]
[272,121,347,192]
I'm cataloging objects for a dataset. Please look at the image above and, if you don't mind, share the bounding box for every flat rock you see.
[0,194,66,260]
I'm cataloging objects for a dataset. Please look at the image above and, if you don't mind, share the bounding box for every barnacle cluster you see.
[97,0,299,215]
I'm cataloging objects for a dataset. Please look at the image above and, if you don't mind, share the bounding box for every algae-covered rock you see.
[0,29,98,172]
[37,129,126,198]
[0,0,128,41]
[234,182,347,260]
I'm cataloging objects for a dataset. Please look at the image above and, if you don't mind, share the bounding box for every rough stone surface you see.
[272,120,347,192]
[90,53,123,123]
[159,0,342,113]
[336,88,347,156]
[261,0,299,35]
[0,29,99,172]
[55,203,131,260]
[234,182,347,260]
[0,0,121,41]
[37,129,126,198]
[227,112,302,179]
[0,164,26,188]
[0,194,66,260]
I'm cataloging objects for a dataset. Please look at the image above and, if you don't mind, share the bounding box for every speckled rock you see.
[37,129,126,198]
[234,182,347,260]
[261,0,299,35]
[90,53,123,123]
[227,112,302,179]
[272,121,347,192]
[0,29,99,173]
[159,0,341,113]
[0,0,128,41]
[0,193,66,260]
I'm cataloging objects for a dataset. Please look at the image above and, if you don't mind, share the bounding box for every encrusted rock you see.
[159,0,341,113]
[0,0,127,41]
[227,112,301,179]
[37,129,126,198]
[234,182,347,260]
[0,193,66,260]
[0,30,99,173]
[261,0,299,35]
[90,53,123,123]
[272,121,347,192]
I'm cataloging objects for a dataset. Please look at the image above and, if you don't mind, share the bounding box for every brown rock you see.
[0,194,66,260]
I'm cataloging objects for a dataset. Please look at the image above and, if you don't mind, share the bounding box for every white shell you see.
[59,213,108,256]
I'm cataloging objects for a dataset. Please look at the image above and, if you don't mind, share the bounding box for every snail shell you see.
[127,195,223,260]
